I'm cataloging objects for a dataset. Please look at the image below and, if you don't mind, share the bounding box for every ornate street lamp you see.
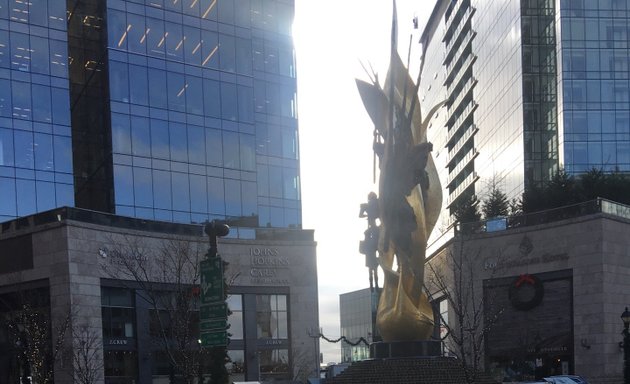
[621,307,630,384]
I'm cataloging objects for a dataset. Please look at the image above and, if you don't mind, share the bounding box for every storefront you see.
[426,205,630,383]
[0,207,319,384]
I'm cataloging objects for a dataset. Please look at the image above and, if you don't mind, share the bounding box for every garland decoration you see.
[318,333,370,346]
[509,274,544,311]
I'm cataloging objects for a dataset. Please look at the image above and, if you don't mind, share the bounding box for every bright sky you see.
[294,0,434,364]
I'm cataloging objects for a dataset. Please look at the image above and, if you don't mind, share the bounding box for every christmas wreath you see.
[509,274,544,311]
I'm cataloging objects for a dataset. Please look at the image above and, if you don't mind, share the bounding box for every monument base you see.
[369,340,441,358]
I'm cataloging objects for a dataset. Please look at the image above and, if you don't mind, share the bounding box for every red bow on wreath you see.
[515,274,535,287]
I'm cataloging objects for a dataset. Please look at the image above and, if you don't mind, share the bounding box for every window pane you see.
[242,181,257,217]
[114,165,134,206]
[127,13,146,55]
[12,80,32,120]
[221,82,238,121]
[201,30,219,68]
[235,37,252,75]
[16,179,36,216]
[170,123,188,162]
[53,135,72,173]
[151,119,169,159]
[0,128,14,166]
[188,125,205,164]
[36,181,55,211]
[206,128,223,166]
[237,85,253,124]
[32,84,52,123]
[14,131,34,169]
[184,25,201,65]
[185,75,203,115]
[240,133,255,171]
[203,79,221,118]
[112,114,132,154]
[167,71,186,112]
[152,170,172,210]
[34,133,54,171]
[165,22,183,61]
[172,172,190,212]
[190,174,207,213]
[225,179,241,216]
[0,177,16,216]
[109,61,129,102]
[208,176,225,214]
[149,68,167,108]
[223,131,239,168]
[131,116,151,157]
[146,17,165,57]
[129,64,149,106]
[0,79,11,117]
[30,35,50,75]
[133,167,153,207]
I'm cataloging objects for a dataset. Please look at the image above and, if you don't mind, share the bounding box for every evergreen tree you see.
[481,187,510,219]
[453,193,481,226]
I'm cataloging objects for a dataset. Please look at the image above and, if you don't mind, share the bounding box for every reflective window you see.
[221,82,238,121]
[227,294,243,340]
[170,123,188,162]
[114,165,135,206]
[133,167,153,207]
[226,350,245,382]
[16,179,36,216]
[91,0,302,230]
[149,68,168,108]
[225,179,242,216]
[0,177,17,216]
[34,133,54,171]
[153,170,172,210]
[129,65,149,106]
[190,174,207,213]
[206,128,223,166]
[256,294,287,339]
[110,61,130,102]
[259,349,289,380]
[32,84,52,123]
[172,172,190,212]
[0,128,14,166]
[208,177,225,214]
[112,114,132,154]
[131,116,151,157]
[223,131,240,168]
[53,136,72,173]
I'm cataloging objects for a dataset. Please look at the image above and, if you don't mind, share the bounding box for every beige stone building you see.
[426,199,630,384]
[0,207,319,384]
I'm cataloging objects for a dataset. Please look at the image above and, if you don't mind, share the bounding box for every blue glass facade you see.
[0,0,301,231]
[0,0,74,222]
[558,0,630,173]
[420,0,630,230]
[104,0,300,229]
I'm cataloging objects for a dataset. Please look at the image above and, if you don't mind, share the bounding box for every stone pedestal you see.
[369,340,441,359]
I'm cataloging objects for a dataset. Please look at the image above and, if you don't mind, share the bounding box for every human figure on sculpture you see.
[359,192,380,291]
[359,191,379,227]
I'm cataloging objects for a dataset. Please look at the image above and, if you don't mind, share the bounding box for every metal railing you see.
[456,198,630,235]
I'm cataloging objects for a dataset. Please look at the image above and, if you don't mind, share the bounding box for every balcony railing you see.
[456,198,630,234]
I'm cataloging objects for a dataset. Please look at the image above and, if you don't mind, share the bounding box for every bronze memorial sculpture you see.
[356,2,445,343]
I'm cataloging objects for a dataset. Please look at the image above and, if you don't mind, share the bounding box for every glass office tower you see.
[558,0,630,174]
[0,0,74,222]
[1,0,301,233]
[421,0,630,225]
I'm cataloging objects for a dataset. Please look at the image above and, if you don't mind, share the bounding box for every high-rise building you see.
[419,0,630,223]
[339,288,377,363]
[0,1,316,383]
[0,0,301,234]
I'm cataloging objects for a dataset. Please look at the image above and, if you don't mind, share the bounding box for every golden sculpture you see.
[356,4,444,342]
